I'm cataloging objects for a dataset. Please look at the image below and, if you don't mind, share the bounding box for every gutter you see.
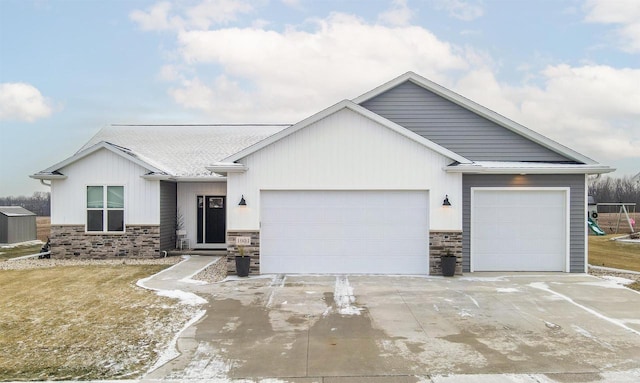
[445,165,615,175]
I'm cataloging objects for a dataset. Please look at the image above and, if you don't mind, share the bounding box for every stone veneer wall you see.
[429,231,463,275]
[51,225,160,258]
[227,230,260,275]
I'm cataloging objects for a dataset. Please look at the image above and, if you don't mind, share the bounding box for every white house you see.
[31,72,613,275]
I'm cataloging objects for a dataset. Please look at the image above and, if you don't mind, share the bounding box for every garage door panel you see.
[472,189,567,272]
[262,255,429,274]
[261,190,429,274]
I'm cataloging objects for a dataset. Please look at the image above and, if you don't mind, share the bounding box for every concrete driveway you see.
[144,266,640,382]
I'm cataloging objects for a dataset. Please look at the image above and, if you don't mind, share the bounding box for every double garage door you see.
[471,189,568,272]
[260,190,429,274]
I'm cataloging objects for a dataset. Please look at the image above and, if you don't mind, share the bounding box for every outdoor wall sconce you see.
[238,195,247,206]
[443,195,452,207]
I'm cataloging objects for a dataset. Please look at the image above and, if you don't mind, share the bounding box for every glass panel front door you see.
[196,195,226,244]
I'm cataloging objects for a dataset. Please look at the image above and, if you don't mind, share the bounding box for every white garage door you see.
[471,189,568,272]
[260,190,429,274]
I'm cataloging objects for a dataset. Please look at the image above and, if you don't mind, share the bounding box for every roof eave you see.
[172,176,228,182]
[37,141,168,176]
[205,162,248,175]
[140,174,174,180]
[445,164,615,175]
[29,173,68,180]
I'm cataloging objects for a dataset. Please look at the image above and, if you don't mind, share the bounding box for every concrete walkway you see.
[130,261,640,383]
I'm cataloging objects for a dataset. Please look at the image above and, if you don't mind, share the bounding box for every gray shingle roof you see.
[80,125,289,177]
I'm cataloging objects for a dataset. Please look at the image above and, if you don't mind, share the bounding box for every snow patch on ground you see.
[465,294,480,307]
[266,274,286,308]
[155,289,207,305]
[544,321,561,330]
[333,276,362,316]
[0,239,42,248]
[571,324,615,351]
[497,287,520,293]
[458,309,473,318]
[530,282,640,337]
[173,342,233,380]
[146,309,206,374]
[597,275,635,286]
[460,276,508,282]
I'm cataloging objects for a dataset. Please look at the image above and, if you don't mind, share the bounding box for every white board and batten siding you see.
[227,107,462,231]
[51,148,160,225]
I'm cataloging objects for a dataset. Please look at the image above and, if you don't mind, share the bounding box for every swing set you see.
[596,202,637,234]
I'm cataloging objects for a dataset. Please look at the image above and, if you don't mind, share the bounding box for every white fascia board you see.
[38,141,168,176]
[205,162,248,174]
[223,100,471,164]
[140,174,174,180]
[353,71,597,165]
[445,163,615,175]
[172,176,227,182]
[29,173,68,180]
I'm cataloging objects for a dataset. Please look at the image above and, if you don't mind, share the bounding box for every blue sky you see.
[1,0,639,197]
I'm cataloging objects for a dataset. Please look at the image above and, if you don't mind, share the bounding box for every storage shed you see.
[0,206,37,244]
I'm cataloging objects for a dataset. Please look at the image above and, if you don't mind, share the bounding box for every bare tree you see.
[0,192,51,216]
[589,176,640,206]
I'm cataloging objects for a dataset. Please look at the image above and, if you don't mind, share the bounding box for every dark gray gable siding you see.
[462,174,586,273]
[361,81,573,162]
[159,181,177,252]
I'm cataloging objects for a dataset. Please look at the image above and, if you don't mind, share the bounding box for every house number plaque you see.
[236,236,251,246]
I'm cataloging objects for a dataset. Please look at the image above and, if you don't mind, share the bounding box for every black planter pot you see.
[441,255,457,277]
[235,256,250,277]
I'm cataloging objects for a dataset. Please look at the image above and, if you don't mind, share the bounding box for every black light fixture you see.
[442,195,451,207]
[238,195,247,206]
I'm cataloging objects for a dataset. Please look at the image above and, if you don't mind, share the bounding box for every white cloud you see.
[184,0,253,29]
[129,1,181,31]
[132,1,637,165]
[455,65,640,162]
[0,83,54,122]
[130,0,253,31]
[378,0,414,26]
[584,0,640,53]
[168,12,470,121]
[434,0,484,21]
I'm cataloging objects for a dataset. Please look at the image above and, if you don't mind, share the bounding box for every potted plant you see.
[441,249,457,277]
[235,245,250,277]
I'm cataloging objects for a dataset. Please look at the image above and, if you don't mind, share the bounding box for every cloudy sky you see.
[1,0,638,197]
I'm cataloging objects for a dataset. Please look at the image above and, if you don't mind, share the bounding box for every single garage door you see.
[471,189,568,272]
[261,190,429,274]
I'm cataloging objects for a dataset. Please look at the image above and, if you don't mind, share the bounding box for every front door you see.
[196,196,226,244]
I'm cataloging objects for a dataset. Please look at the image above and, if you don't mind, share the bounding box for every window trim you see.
[86,185,125,233]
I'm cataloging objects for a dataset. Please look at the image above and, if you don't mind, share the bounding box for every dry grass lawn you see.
[36,216,51,242]
[588,234,640,272]
[0,264,197,381]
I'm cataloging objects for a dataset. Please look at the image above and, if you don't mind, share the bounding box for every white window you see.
[87,186,124,232]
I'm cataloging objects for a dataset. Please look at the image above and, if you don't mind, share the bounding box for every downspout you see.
[40,179,51,187]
